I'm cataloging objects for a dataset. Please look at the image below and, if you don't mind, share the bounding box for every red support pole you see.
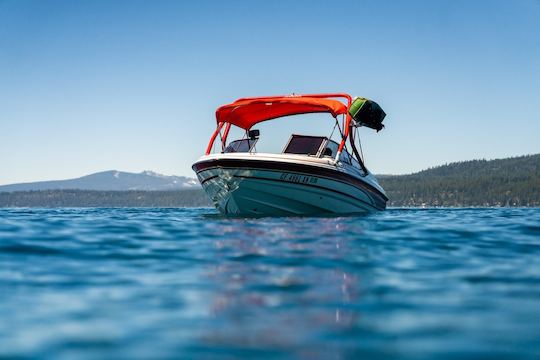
[221,123,231,150]
[205,122,225,155]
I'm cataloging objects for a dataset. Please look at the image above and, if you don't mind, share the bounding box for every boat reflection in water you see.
[196,217,365,356]
[193,93,388,216]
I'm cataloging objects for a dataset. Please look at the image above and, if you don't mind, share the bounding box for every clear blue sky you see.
[1,0,539,184]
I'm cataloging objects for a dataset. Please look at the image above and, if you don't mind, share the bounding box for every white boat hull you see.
[193,154,387,216]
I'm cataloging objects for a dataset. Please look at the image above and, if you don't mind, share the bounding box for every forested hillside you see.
[0,189,211,208]
[379,154,539,207]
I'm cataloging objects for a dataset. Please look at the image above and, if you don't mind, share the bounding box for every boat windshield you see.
[223,138,258,153]
[338,147,361,168]
[321,139,339,158]
[321,139,360,167]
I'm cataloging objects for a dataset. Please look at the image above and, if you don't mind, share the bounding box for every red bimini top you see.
[215,94,350,130]
[206,93,353,155]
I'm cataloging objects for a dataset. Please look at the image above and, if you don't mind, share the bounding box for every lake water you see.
[1,208,539,359]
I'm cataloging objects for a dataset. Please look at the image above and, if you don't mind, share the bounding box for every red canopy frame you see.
[205,93,353,157]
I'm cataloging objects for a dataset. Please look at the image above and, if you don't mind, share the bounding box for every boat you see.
[192,93,388,216]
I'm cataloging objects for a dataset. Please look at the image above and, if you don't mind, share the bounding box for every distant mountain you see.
[0,170,199,192]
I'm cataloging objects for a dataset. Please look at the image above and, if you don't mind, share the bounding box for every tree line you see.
[0,189,211,208]
[379,154,540,207]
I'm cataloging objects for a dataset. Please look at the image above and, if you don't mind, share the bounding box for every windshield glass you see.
[321,140,339,158]
[223,139,258,153]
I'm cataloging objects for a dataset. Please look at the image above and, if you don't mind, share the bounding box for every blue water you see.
[1,208,539,359]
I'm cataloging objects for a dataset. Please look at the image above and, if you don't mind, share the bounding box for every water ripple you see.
[0,207,539,359]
